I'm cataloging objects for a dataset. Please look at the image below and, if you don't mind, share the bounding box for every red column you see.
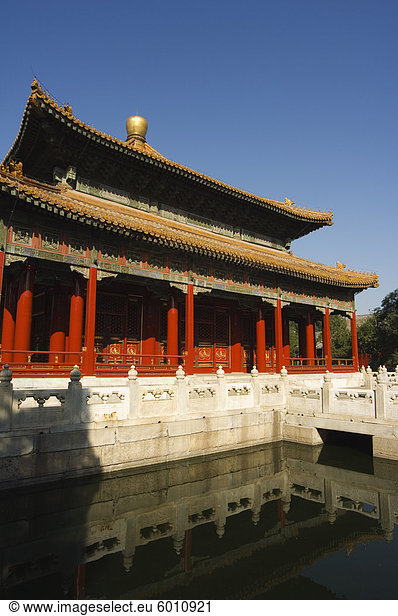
[1,278,16,363]
[14,263,35,362]
[275,300,283,372]
[83,265,97,375]
[282,315,290,364]
[69,274,84,364]
[49,285,68,364]
[231,306,242,372]
[323,308,332,371]
[167,294,179,362]
[0,251,4,305]
[351,311,359,371]
[142,296,160,366]
[185,283,194,374]
[305,311,315,365]
[256,305,266,373]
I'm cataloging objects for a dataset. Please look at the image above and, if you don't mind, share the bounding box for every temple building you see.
[0,80,378,377]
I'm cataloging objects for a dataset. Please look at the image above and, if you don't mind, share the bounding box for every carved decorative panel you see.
[69,238,86,255]
[195,265,209,278]
[101,245,118,261]
[12,226,32,246]
[126,250,141,267]
[147,254,163,270]
[214,268,227,281]
[42,232,60,251]
[170,260,185,274]
[198,346,213,364]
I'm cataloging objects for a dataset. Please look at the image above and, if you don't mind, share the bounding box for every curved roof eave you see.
[3,80,334,229]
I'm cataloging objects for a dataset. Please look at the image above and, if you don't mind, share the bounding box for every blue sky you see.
[1,0,396,313]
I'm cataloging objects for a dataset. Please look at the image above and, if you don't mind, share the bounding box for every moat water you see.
[1,441,398,600]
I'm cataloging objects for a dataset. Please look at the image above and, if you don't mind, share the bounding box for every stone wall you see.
[1,364,398,488]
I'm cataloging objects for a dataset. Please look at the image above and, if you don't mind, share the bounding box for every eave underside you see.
[0,170,378,292]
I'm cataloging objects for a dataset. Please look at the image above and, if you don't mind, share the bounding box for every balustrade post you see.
[66,365,83,424]
[127,365,139,419]
[364,366,374,389]
[280,365,288,406]
[0,364,13,431]
[375,368,388,419]
[251,365,260,407]
[175,365,188,415]
[216,365,226,410]
[322,371,333,413]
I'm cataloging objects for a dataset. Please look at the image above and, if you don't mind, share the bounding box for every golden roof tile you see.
[0,169,378,289]
[3,80,333,226]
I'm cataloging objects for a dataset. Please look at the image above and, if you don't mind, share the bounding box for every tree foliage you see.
[330,314,351,358]
[357,289,398,370]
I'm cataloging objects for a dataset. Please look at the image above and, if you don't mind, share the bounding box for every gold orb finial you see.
[126,115,148,143]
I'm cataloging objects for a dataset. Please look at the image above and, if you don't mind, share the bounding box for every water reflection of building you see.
[1,443,397,599]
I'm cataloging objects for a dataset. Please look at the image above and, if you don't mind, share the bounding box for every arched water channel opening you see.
[317,429,374,473]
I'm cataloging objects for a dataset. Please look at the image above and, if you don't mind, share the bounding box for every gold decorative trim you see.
[4,80,333,225]
[0,170,378,290]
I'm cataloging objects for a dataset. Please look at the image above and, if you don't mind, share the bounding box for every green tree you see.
[357,313,378,369]
[357,289,398,370]
[330,314,351,358]
[374,289,398,369]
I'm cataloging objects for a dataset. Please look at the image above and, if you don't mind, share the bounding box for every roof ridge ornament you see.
[126,115,148,144]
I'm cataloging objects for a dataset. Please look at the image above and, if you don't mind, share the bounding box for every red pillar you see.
[275,300,283,372]
[14,263,35,362]
[305,311,315,365]
[49,285,68,364]
[282,315,290,364]
[0,251,4,305]
[142,296,160,366]
[83,265,97,375]
[256,305,266,373]
[231,306,242,372]
[1,278,16,363]
[351,311,359,371]
[167,294,179,362]
[69,274,84,364]
[185,283,194,374]
[323,308,332,371]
